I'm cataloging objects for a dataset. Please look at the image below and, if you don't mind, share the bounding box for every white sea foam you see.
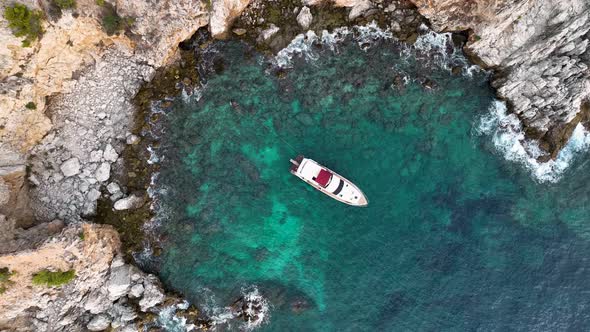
[199,285,271,331]
[274,22,484,82]
[157,302,196,332]
[274,29,346,68]
[477,100,590,182]
[274,22,392,68]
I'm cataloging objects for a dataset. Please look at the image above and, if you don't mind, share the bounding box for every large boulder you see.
[139,276,165,312]
[87,314,111,331]
[107,265,132,301]
[113,195,145,211]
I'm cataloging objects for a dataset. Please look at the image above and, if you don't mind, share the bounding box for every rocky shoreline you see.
[1,0,589,331]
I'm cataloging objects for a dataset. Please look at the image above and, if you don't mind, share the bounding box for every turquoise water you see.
[153,32,590,331]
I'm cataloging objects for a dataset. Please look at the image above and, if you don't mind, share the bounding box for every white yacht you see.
[289,155,368,207]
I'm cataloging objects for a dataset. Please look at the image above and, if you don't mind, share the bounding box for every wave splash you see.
[477,100,590,182]
[274,22,483,77]
[200,286,271,331]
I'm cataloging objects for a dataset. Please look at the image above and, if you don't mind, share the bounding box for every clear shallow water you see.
[152,32,590,331]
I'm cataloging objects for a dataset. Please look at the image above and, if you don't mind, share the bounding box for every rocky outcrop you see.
[2,0,209,222]
[0,146,32,227]
[410,0,590,159]
[210,0,253,39]
[0,1,213,330]
[0,223,168,331]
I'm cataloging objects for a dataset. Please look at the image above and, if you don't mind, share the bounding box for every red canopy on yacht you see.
[316,169,332,187]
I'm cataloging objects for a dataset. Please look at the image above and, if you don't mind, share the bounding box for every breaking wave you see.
[477,100,590,182]
[157,302,197,332]
[197,286,271,331]
[274,22,484,77]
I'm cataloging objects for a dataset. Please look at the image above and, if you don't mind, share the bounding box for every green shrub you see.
[101,12,121,35]
[0,267,15,294]
[32,269,76,287]
[100,3,134,35]
[53,0,76,10]
[96,0,105,6]
[3,3,44,47]
[25,102,36,110]
[474,35,482,41]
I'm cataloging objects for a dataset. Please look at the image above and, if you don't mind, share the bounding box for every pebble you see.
[126,135,139,145]
[107,182,121,195]
[60,158,81,177]
[103,144,119,162]
[90,150,103,163]
[95,163,111,182]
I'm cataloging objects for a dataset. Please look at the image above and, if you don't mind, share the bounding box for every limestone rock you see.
[129,284,144,298]
[60,158,81,177]
[0,179,9,207]
[107,265,132,301]
[95,163,111,183]
[90,150,103,163]
[210,0,253,39]
[297,6,313,29]
[113,195,145,211]
[107,182,121,195]
[125,135,139,145]
[103,144,119,162]
[85,289,113,315]
[109,302,137,324]
[347,0,374,20]
[139,277,165,312]
[87,314,111,331]
[409,0,590,158]
[0,148,30,225]
[260,24,280,42]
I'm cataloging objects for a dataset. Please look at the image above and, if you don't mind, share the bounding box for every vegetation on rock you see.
[3,3,44,47]
[53,0,76,10]
[25,102,37,110]
[100,3,135,36]
[0,267,15,294]
[32,269,76,287]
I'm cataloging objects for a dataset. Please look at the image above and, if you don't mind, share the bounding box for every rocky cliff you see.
[0,223,183,331]
[410,0,590,160]
[2,0,590,330]
[0,0,212,331]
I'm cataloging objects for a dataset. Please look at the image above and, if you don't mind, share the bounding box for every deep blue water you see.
[151,30,590,331]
